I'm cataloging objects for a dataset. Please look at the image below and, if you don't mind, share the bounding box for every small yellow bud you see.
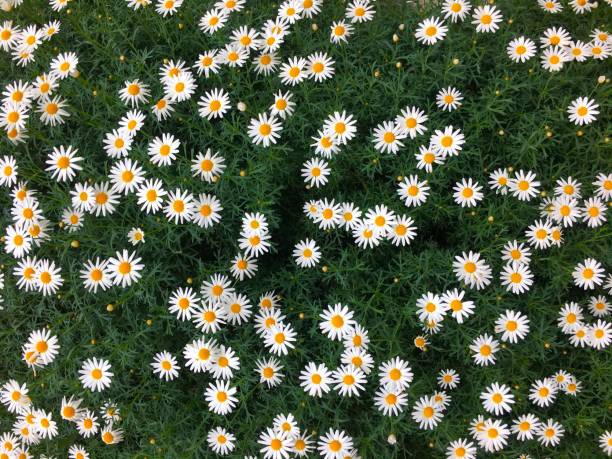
[186,277,193,284]
[146,319,153,326]
[70,240,80,248]
[240,170,246,177]
[90,339,96,345]
[322,265,328,273]
[311,23,318,31]
[395,61,402,69]
[452,58,460,65]
[487,216,494,223]
[106,304,114,312]
[392,34,399,43]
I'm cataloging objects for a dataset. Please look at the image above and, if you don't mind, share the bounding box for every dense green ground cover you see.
[0,0,611,457]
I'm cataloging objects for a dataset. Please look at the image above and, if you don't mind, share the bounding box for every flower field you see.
[0,0,611,458]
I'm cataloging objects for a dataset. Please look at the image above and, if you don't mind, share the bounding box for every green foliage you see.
[1,0,611,458]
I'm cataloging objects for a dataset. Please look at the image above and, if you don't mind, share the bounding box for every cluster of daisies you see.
[0,37,75,144]
[451,368,588,456]
[0,17,62,68]
[207,418,360,459]
[412,0,611,71]
[1,376,124,458]
[1,0,611,457]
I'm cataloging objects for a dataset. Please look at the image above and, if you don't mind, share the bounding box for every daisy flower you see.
[107,250,143,287]
[441,289,475,323]
[567,96,599,125]
[566,40,592,61]
[270,90,295,119]
[572,258,605,290]
[453,177,483,207]
[219,44,249,68]
[508,169,540,201]
[127,227,145,245]
[525,219,553,249]
[207,427,235,456]
[199,9,229,34]
[264,323,297,355]
[323,110,357,145]
[302,157,330,188]
[415,17,448,45]
[538,0,562,13]
[248,113,282,147]
[388,215,417,246]
[437,87,463,111]
[118,79,150,107]
[79,357,113,392]
[494,309,530,343]
[589,295,610,317]
[293,238,321,268]
[412,396,443,430]
[183,337,217,373]
[397,174,430,207]
[378,357,413,390]
[164,188,195,224]
[103,129,132,159]
[151,351,180,381]
[50,51,78,79]
[541,46,569,72]
[512,413,541,441]
[148,133,180,166]
[258,428,291,459]
[442,0,472,22]
[452,251,492,290]
[593,172,612,200]
[537,419,564,447]
[205,380,237,415]
[529,378,557,407]
[299,362,332,397]
[477,419,510,452]
[500,263,534,294]
[430,125,465,157]
[168,287,199,321]
[34,259,63,296]
[255,357,284,387]
[193,302,227,334]
[319,303,356,340]
[501,240,531,265]
[307,52,335,82]
[279,56,308,85]
[471,4,502,33]
[469,334,499,366]
[395,106,427,139]
[480,382,514,415]
[541,26,571,48]
[191,149,226,182]
[155,0,183,16]
[438,369,460,389]
[136,178,167,214]
[196,88,231,120]
[330,20,353,44]
[332,364,366,397]
[254,52,281,75]
[37,95,70,126]
[109,158,145,194]
[374,386,408,416]
[589,320,611,350]
[372,120,406,154]
[507,36,537,63]
[192,193,222,228]
[210,345,240,379]
[346,0,375,23]
[229,253,258,280]
[194,49,221,77]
